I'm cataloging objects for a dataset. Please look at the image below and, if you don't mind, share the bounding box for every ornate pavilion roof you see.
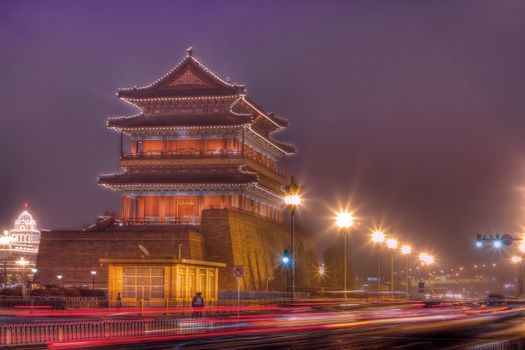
[108,113,252,129]
[116,48,288,131]
[98,167,258,186]
[118,48,244,99]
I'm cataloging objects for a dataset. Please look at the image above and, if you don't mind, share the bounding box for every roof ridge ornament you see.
[186,47,193,57]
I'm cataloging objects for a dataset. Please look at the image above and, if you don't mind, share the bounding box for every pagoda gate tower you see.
[36,49,316,297]
[99,48,295,225]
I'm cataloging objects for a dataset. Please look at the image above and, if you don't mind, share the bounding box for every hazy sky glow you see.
[1,0,525,266]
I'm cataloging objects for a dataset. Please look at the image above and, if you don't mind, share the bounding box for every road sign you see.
[233,265,245,318]
[418,281,425,293]
[234,265,245,278]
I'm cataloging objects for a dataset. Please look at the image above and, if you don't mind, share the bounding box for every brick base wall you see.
[36,209,318,293]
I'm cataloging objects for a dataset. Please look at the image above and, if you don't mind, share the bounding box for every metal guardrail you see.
[0,296,104,310]
[465,338,525,350]
[0,296,283,310]
[0,317,236,346]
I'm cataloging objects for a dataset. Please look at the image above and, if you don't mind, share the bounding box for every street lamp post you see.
[16,257,29,297]
[283,176,301,303]
[336,211,353,298]
[318,264,326,295]
[400,245,412,298]
[91,271,97,289]
[372,231,385,296]
[419,253,434,292]
[386,239,398,298]
[30,268,37,290]
[518,241,525,295]
[511,256,522,298]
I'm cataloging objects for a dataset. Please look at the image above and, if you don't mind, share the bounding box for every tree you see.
[322,239,350,290]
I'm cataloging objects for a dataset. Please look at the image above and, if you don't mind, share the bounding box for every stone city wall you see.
[36,229,203,288]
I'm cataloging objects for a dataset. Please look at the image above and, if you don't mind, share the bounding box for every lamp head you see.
[419,252,434,265]
[401,245,412,255]
[386,238,398,249]
[371,231,385,243]
[336,211,353,229]
[283,176,302,206]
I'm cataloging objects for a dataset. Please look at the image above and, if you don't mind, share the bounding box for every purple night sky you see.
[1,1,525,267]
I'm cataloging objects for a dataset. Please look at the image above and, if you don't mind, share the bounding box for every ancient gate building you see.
[99,47,294,225]
[36,49,318,303]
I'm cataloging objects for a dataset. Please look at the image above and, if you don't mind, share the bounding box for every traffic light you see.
[475,234,483,248]
[281,250,290,264]
[474,233,514,249]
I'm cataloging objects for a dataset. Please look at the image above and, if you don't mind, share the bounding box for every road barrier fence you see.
[0,317,236,346]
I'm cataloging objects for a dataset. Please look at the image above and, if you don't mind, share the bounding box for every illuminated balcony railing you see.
[121,150,285,177]
[121,151,242,160]
[121,216,200,226]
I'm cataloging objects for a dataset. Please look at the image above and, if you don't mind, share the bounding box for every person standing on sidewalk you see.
[191,292,204,318]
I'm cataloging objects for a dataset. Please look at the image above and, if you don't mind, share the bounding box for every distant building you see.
[0,204,39,285]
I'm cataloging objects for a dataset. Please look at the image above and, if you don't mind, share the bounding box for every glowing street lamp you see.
[372,231,385,244]
[318,263,325,277]
[336,211,353,229]
[401,245,412,297]
[91,270,97,289]
[336,210,353,295]
[386,239,398,295]
[386,239,398,249]
[283,176,301,302]
[371,231,385,293]
[419,252,434,266]
[284,195,302,206]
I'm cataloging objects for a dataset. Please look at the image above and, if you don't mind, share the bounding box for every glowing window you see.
[121,267,164,300]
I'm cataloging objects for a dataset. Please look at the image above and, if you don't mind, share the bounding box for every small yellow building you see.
[100,258,225,304]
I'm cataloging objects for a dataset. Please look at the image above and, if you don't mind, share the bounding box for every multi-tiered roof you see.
[99,48,295,224]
